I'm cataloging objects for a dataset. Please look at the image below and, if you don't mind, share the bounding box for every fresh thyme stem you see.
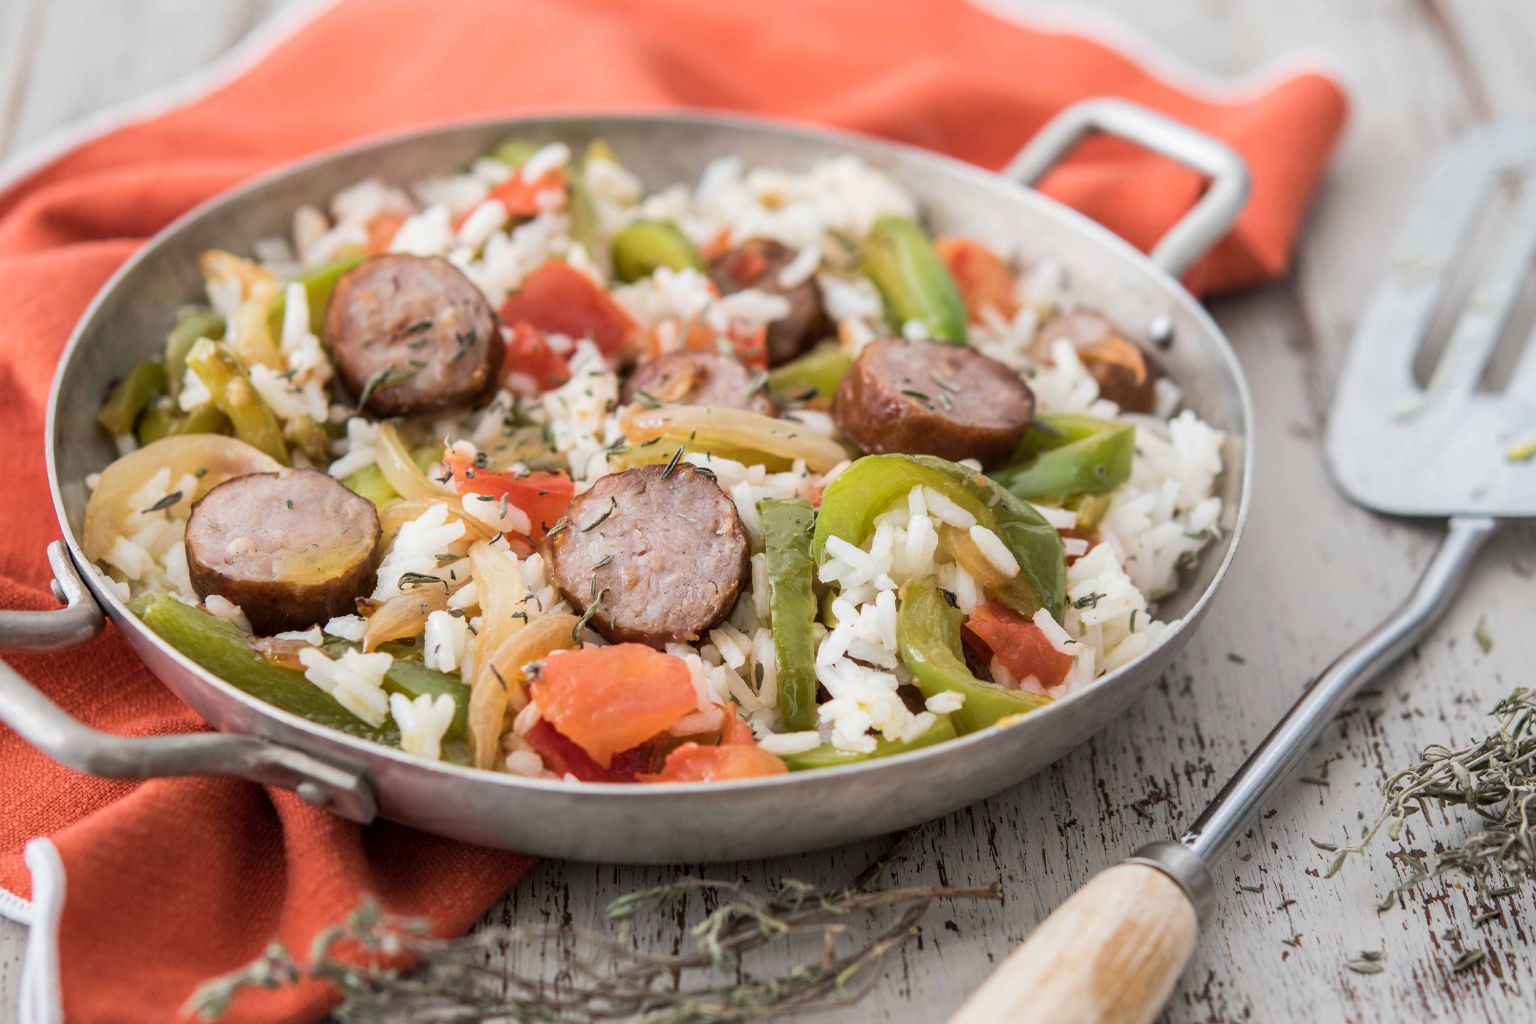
[188,840,998,1023]
[1328,687,1536,902]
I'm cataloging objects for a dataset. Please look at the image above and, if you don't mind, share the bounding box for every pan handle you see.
[0,542,377,823]
[1005,98,1252,279]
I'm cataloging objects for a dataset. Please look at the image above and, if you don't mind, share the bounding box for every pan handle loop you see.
[0,542,377,823]
[1005,98,1252,279]
[0,542,106,652]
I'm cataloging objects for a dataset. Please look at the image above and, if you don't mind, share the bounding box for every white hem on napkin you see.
[17,839,64,1024]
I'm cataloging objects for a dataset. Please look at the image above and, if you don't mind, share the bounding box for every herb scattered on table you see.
[1325,687,1536,902]
[187,858,997,1023]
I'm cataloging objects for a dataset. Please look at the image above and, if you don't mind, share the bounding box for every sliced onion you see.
[198,250,282,370]
[375,421,452,501]
[378,497,495,541]
[362,589,449,652]
[82,434,282,561]
[467,540,528,768]
[473,613,580,770]
[619,404,850,473]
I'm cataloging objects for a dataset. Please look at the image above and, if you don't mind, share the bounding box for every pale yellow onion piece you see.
[938,525,1034,610]
[378,497,496,541]
[471,613,580,770]
[198,250,282,370]
[375,422,453,501]
[82,434,281,561]
[362,588,450,652]
[467,540,528,768]
[619,404,849,473]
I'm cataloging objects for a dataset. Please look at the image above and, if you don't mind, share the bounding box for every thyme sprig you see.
[188,862,996,1022]
[1328,687,1536,901]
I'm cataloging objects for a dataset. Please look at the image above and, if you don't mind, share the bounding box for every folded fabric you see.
[0,1,1346,1021]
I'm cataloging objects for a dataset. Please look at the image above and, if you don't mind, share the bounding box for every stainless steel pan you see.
[0,101,1253,861]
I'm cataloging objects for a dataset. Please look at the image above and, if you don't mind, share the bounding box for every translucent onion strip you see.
[619,404,850,473]
[378,497,496,541]
[375,421,452,501]
[467,541,527,768]
[476,613,580,767]
[362,589,450,652]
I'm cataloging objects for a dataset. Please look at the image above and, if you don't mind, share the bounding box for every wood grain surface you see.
[2,1,1534,1021]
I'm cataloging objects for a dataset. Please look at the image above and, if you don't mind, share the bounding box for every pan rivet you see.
[296,781,332,808]
[1150,315,1175,351]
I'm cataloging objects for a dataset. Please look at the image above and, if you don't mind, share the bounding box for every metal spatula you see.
[949,119,1536,1024]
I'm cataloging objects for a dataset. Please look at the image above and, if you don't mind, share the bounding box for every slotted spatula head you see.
[1326,119,1536,518]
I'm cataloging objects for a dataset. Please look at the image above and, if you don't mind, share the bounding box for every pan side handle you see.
[1005,98,1252,279]
[0,542,376,823]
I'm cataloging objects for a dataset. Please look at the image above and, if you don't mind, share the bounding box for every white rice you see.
[390,692,456,761]
[299,647,392,727]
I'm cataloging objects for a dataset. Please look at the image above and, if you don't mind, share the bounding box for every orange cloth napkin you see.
[0,1,1346,1020]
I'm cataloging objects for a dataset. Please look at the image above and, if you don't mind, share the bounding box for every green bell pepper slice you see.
[897,578,1051,734]
[344,463,397,508]
[861,214,968,345]
[489,137,542,168]
[611,220,705,282]
[760,498,819,731]
[185,337,289,464]
[267,252,367,340]
[781,713,957,771]
[813,453,1066,617]
[98,361,167,436]
[135,593,397,743]
[164,307,226,401]
[767,341,852,402]
[136,400,231,446]
[991,414,1135,501]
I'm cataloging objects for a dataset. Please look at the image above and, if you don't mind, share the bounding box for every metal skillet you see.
[0,100,1253,862]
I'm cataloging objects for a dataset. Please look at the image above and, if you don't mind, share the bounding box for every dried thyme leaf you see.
[1450,948,1486,973]
[142,491,182,514]
[1474,618,1493,654]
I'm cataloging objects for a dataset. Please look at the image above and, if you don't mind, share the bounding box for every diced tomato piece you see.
[1059,527,1094,567]
[715,244,770,287]
[963,601,1075,689]
[502,320,572,394]
[452,166,568,232]
[523,720,644,782]
[719,709,756,746]
[530,645,698,767]
[702,228,734,259]
[642,742,788,782]
[935,237,1019,322]
[498,262,637,357]
[365,209,408,254]
[442,446,574,540]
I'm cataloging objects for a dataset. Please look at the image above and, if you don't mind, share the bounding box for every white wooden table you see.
[3,1,1535,1020]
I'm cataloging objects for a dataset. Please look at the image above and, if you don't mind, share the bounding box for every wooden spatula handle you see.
[947,859,1201,1024]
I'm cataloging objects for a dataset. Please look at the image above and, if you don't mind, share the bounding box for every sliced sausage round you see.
[326,254,501,416]
[185,469,380,635]
[545,464,748,646]
[708,238,828,366]
[622,350,774,415]
[1033,311,1158,413]
[833,338,1034,468]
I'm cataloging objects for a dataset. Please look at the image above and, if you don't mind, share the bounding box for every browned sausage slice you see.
[833,338,1034,468]
[326,253,501,416]
[1033,310,1158,413]
[621,350,774,415]
[708,238,828,366]
[185,469,380,635]
[545,464,748,646]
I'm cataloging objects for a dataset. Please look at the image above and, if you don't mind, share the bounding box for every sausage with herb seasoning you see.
[544,463,749,646]
[708,238,829,366]
[621,350,774,414]
[185,469,381,635]
[1032,310,1158,413]
[832,338,1034,468]
[326,254,501,416]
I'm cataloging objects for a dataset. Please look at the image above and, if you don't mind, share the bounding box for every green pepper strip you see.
[611,220,705,283]
[136,400,232,446]
[767,341,852,402]
[991,414,1136,502]
[165,307,226,401]
[490,137,542,167]
[135,594,397,743]
[267,252,367,340]
[760,499,819,732]
[861,214,969,345]
[185,337,289,464]
[344,464,398,508]
[98,361,167,436]
[897,579,1052,734]
[813,453,1066,617]
[781,713,957,771]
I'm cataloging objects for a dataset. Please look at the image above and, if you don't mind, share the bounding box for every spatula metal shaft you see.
[1180,514,1499,862]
